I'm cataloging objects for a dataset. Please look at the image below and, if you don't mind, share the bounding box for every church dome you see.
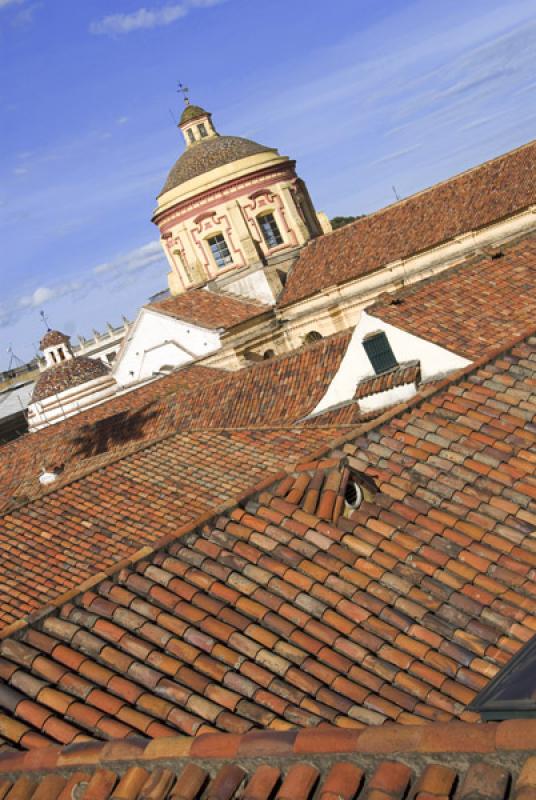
[40,329,69,350]
[159,135,276,196]
[32,356,110,403]
[179,104,209,125]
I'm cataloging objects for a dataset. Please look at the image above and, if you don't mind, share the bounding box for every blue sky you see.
[1,0,535,368]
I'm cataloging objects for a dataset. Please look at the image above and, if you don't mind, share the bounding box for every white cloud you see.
[117,116,129,125]
[18,282,82,309]
[90,0,225,36]
[94,240,164,276]
[0,0,23,8]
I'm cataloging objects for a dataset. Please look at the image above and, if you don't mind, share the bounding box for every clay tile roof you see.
[31,356,110,403]
[39,329,69,350]
[160,136,276,195]
[0,328,533,743]
[0,331,351,514]
[148,289,271,330]
[0,720,535,797]
[279,138,536,307]
[0,425,345,630]
[367,234,536,359]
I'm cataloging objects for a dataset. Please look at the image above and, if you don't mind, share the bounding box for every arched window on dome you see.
[263,349,275,360]
[187,129,195,144]
[258,212,283,249]
[304,331,323,345]
[198,123,208,138]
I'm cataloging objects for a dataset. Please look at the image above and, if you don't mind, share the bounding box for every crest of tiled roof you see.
[0,333,351,512]
[279,139,536,307]
[367,234,536,359]
[31,355,110,403]
[148,290,271,330]
[0,328,533,747]
[0,721,536,799]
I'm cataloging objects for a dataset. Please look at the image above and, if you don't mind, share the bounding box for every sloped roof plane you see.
[279,138,536,307]
[0,327,533,751]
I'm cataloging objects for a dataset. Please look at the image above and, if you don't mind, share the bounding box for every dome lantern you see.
[39,329,74,369]
[178,101,218,149]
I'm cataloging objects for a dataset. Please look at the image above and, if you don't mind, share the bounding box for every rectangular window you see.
[187,129,195,144]
[208,234,233,268]
[258,213,283,248]
[363,332,398,374]
[198,123,208,138]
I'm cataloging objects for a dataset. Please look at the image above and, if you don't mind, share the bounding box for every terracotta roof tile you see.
[279,139,536,307]
[148,290,271,331]
[0,720,535,799]
[367,236,536,359]
[0,331,351,513]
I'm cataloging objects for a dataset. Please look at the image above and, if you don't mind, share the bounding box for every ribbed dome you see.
[179,104,209,125]
[32,357,110,403]
[40,330,69,350]
[159,135,276,196]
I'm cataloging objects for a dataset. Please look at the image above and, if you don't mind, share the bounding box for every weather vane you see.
[177,82,190,106]
[40,310,51,331]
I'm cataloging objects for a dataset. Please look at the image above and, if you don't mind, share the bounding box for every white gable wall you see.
[113,308,221,386]
[310,310,471,415]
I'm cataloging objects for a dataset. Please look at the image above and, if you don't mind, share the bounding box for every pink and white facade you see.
[152,105,328,304]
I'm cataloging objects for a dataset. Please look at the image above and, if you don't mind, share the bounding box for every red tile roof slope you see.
[0,328,533,748]
[0,364,224,512]
[279,139,536,307]
[0,720,535,799]
[367,235,536,358]
[0,333,351,512]
[148,289,271,330]
[0,426,347,630]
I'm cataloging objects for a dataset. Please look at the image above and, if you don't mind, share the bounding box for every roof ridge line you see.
[2,720,536,773]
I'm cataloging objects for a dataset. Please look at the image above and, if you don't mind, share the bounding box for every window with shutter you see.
[363,332,398,374]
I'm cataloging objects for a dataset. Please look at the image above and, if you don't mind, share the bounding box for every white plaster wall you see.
[113,309,221,386]
[224,269,276,305]
[311,311,471,415]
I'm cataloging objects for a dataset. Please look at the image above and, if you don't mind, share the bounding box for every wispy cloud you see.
[0,240,164,334]
[90,0,225,36]
[94,241,164,277]
[369,144,422,167]
[18,281,82,310]
[0,0,24,8]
